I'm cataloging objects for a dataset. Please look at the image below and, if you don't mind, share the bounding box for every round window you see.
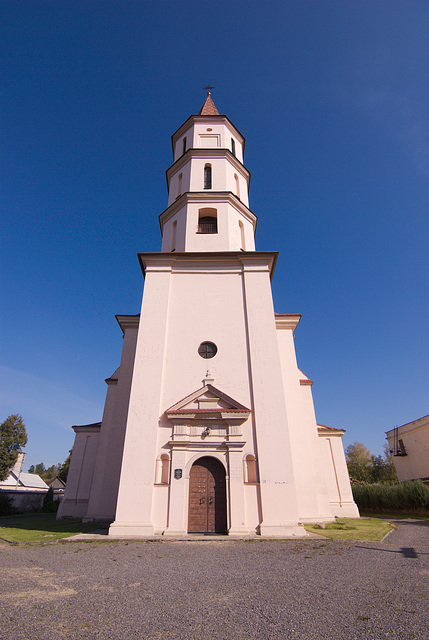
[198,342,217,359]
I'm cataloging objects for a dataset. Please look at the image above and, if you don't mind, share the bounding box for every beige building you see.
[58,94,358,536]
[386,416,429,484]
[0,452,49,511]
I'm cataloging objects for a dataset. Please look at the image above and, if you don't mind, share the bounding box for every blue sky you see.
[1,1,428,469]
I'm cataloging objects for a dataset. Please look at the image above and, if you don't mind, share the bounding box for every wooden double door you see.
[188,457,227,534]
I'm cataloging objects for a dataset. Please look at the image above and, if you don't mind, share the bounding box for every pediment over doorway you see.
[165,384,250,449]
[166,383,250,420]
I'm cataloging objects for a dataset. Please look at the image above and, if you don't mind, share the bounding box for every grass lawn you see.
[304,517,394,541]
[0,513,102,543]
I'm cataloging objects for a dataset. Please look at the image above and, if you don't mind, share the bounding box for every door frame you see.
[186,453,229,533]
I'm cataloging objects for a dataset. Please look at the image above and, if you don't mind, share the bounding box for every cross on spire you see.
[203,85,215,95]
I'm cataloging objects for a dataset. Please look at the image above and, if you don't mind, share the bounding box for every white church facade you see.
[58,93,358,536]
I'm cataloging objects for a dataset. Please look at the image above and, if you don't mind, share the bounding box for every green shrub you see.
[0,492,17,516]
[41,500,60,513]
[352,480,429,513]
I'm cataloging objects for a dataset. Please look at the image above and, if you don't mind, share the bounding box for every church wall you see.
[189,156,226,192]
[243,483,261,531]
[83,321,139,522]
[158,267,253,411]
[227,208,255,251]
[109,266,174,536]
[276,327,333,522]
[192,122,244,163]
[173,126,192,162]
[161,202,255,253]
[239,259,305,535]
[167,162,192,206]
[173,122,244,164]
[57,425,100,519]
[318,435,359,518]
[183,202,229,251]
[160,204,188,252]
[151,485,170,532]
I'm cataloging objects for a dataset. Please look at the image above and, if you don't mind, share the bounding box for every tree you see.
[34,462,46,476]
[42,464,59,483]
[0,415,28,482]
[346,440,398,484]
[27,462,59,482]
[346,441,373,482]
[58,449,72,483]
[380,442,398,482]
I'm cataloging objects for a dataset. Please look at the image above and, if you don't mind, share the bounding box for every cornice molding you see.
[171,114,245,151]
[158,191,257,230]
[115,314,140,333]
[137,251,279,279]
[275,314,302,331]
[166,148,250,187]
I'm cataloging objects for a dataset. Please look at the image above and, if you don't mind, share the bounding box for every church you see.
[58,93,358,536]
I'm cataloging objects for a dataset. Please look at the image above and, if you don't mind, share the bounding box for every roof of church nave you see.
[199,92,220,116]
[317,423,345,433]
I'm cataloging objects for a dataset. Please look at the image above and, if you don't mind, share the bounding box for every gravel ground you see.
[0,519,428,640]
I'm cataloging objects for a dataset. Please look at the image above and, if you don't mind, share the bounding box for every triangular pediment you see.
[166,384,250,415]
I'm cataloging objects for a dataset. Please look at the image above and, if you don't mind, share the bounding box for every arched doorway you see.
[188,457,227,534]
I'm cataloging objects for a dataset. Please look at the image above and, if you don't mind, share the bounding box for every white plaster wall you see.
[110,254,306,536]
[240,258,304,535]
[188,156,224,192]
[182,156,249,208]
[167,162,192,206]
[161,208,187,253]
[161,202,255,253]
[151,485,170,532]
[109,264,173,536]
[193,122,244,162]
[243,483,261,531]
[319,435,359,517]
[83,322,139,522]
[173,126,193,162]
[276,327,333,522]
[158,268,253,411]
[57,426,100,519]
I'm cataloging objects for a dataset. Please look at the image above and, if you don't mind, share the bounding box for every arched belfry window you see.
[171,220,177,252]
[176,173,182,199]
[204,164,212,189]
[234,173,240,201]
[182,137,187,155]
[231,138,236,157]
[239,220,246,251]
[198,208,217,234]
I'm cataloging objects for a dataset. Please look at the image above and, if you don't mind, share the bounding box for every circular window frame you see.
[198,341,218,359]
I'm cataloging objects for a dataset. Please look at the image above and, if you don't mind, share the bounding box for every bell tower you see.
[160,91,256,253]
[59,91,358,535]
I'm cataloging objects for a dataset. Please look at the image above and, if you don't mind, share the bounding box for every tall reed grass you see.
[352,480,429,513]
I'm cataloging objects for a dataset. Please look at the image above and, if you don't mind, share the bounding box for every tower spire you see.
[199,86,219,115]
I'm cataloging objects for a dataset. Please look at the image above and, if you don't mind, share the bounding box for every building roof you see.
[49,477,66,489]
[168,408,248,415]
[0,471,49,490]
[317,423,345,434]
[199,92,220,116]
